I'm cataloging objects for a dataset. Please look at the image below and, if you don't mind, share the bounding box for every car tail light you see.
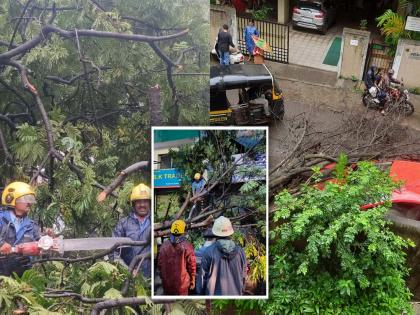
[293,7,301,14]
[315,11,325,18]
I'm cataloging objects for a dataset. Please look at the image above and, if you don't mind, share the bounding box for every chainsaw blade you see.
[61,237,133,252]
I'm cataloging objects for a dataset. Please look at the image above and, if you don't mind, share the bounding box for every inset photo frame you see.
[151,126,268,300]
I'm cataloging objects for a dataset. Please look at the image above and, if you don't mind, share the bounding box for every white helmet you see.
[369,86,377,97]
[212,216,234,237]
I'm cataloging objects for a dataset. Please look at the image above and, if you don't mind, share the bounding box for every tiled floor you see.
[287,21,383,72]
[288,27,340,72]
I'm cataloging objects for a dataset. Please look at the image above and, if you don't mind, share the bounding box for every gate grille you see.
[237,16,289,63]
[364,42,394,78]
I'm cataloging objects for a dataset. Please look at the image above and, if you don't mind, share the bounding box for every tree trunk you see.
[149,84,162,126]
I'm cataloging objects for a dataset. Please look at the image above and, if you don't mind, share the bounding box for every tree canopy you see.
[0,0,209,236]
[0,1,208,313]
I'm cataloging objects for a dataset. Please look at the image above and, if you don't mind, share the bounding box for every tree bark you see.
[148,84,162,126]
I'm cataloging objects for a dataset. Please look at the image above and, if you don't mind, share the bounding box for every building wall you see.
[277,0,289,24]
[210,4,238,50]
[393,39,420,89]
[339,28,370,80]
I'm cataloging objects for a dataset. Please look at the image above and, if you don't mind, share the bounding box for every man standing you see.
[244,19,259,62]
[364,64,379,90]
[199,216,247,296]
[195,228,216,295]
[192,173,206,198]
[0,182,41,276]
[191,173,207,217]
[217,24,235,66]
[157,220,196,295]
[113,183,151,278]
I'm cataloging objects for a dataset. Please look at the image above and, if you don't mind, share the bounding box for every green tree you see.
[0,0,208,313]
[268,161,413,314]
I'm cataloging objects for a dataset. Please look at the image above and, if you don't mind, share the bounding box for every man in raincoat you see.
[244,19,259,61]
[199,216,247,295]
[157,220,196,295]
[113,183,151,278]
[0,182,41,276]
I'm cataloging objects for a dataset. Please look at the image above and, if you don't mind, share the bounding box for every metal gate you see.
[363,42,394,78]
[237,16,289,63]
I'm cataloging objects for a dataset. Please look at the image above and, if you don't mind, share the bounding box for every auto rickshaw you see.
[210,64,285,125]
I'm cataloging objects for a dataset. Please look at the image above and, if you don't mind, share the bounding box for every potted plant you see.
[360,19,368,30]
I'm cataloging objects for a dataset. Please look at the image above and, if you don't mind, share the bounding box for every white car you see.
[211,39,244,64]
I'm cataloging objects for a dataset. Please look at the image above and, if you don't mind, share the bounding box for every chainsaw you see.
[7,235,135,256]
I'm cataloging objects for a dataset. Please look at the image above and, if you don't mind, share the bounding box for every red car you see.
[320,160,420,230]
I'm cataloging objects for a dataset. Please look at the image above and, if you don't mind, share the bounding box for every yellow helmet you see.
[2,182,35,207]
[171,220,186,235]
[194,173,201,180]
[130,183,151,201]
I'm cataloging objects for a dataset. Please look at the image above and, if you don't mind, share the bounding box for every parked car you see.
[292,0,337,34]
[319,160,420,231]
[211,38,244,64]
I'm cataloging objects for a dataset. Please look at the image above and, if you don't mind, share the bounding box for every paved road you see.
[269,78,420,171]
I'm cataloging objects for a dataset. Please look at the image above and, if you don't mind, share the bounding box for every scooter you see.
[211,39,244,64]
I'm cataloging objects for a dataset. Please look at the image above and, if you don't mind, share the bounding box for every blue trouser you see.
[378,89,387,102]
[219,51,230,66]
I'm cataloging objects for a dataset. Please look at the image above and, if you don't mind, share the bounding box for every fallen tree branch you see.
[154,215,214,238]
[97,161,149,202]
[91,297,172,315]
[44,291,105,304]
[270,118,307,175]
[0,25,189,61]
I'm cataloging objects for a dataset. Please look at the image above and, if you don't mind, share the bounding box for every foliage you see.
[0,0,208,313]
[376,9,420,55]
[266,160,413,314]
[162,130,267,295]
[233,232,266,282]
[217,160,413,314]
[0,261,149,314]
[252,5,273,21]
[400,0,420,16]
[409,87,420,95]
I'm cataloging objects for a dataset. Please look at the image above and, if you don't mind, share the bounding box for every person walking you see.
[217,24,235,66]
[244,19,259,62]
[157,220,196,295]
[199,216,247,295]
[113,183,152,278]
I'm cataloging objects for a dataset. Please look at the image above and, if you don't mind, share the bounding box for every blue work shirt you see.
[244,25,259,53]
[113,211,151,278]
[0,208,41,276]
[192,179,206,195]
[0,209,40,246]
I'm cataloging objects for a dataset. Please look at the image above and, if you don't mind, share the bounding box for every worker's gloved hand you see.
[189,278,195,290]
[0,242,12,255]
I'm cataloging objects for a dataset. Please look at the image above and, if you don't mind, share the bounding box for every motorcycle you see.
[362,85,414,116]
